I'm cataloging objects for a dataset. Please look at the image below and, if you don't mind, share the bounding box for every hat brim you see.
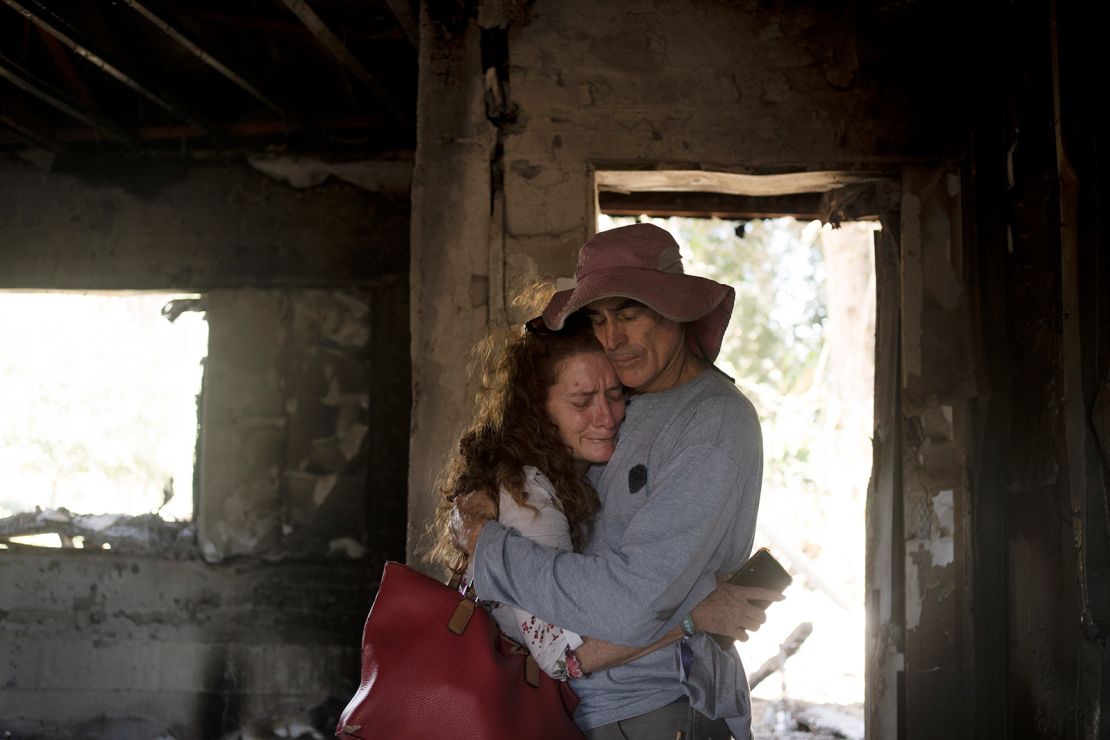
[543,267,734,362]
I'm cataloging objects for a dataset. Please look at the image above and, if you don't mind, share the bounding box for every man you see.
[455,223,770,739]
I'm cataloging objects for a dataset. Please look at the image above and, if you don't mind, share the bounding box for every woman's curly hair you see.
[429,309,608,573]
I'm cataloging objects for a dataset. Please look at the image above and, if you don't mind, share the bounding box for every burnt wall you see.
[0,156,408,288]
[0,551,375,739]
[967,1,1109,738]
[0,156,410,738]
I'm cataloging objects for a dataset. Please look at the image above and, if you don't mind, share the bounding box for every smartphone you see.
[711,548,792,648]
[725,547,792,607]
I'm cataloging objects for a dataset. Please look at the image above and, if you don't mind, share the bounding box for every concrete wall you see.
[965,3,1110,734]
[0,156,410,738]
[0,551,373,739]
[0,156,408,288]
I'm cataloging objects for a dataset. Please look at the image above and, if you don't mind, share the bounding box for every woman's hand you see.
[690,583,785,642]
[449,491,497,556]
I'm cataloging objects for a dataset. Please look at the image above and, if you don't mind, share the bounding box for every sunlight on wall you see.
[0,292,207,523]
[599,214,878,708]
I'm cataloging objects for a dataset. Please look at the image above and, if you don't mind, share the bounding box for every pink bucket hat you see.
[542,223,735,361]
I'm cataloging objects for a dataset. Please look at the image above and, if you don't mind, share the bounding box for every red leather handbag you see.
[336,561,584,740]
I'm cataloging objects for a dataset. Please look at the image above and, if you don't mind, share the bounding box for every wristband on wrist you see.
[681,613,696,637]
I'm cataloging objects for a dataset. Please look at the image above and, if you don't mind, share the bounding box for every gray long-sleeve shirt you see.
[473,368,763,731]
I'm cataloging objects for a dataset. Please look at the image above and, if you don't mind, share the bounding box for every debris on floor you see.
[752,698,864,740]
[0,507,195,558]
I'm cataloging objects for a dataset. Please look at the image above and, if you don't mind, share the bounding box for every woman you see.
[431,310,745,679]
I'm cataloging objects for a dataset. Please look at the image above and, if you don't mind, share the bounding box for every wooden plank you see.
[118,0,285,117]
[0,111,64,153]
[0,52,136,147]
[36,27,101,116]
[599,191,822,219]
[867,222,903,740]
[595,169,886,196]
[279,0,408,124]
[183,9,400,40]
[1,0,210,132]
[382,0,419,48]
[45,115,385,142]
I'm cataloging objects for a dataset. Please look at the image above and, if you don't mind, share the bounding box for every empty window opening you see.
[599,211,877,734]
[0,292,207,550]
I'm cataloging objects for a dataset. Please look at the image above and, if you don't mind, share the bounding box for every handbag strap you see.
[445,551,470,592]
[445,552,479,635]
[447,598,476,635]
[445,555,544,689]
[504,636,543,688]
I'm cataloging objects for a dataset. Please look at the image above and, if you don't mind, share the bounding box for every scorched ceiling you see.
[0,0,417,156]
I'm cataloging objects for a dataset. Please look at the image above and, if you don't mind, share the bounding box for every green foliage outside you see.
[599,214,875,704]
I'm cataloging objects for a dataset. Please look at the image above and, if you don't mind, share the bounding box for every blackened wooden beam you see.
[36,27,102,116]
[0,52,137,147]
[48,114,387,142]
[279,0,408,124]
[1,0,211,133]
[118,0,285,118]
[0,108,64,153]
[382,0,418,48]
[185,9,401,40]
[598,190,825,220]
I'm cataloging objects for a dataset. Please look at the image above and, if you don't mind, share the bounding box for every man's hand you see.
[690,583,785,642]
[449,491,497,556]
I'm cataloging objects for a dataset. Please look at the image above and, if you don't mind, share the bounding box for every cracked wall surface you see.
[198,289,376,562]
[0,550,374,738]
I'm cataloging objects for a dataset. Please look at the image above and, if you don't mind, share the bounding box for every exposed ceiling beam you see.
[117,0,285,118]
[595,170,888,196]
[47,115,387,142]
[598,191,824,220]
[36,27,102,116]
[279,0,408,124]
[381,0,419,48]
[0,0,211,133]
[185,9,403,40]
[0,110,63,153]
[0,52,136,147]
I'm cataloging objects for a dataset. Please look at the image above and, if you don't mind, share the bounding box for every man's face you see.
[584,297,686,394]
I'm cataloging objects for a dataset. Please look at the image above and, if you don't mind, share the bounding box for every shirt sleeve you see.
[492,471,584,679]
[473,427,761,646]
[510,605,584,680]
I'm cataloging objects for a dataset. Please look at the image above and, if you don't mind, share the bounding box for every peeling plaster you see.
[328,538,366,559]
[906,488,956,629]
[906,553,924,630]
[246,155,412,196]
[931,489,955,566]
[340,423,369,460]
[326,316,370,348]
[919,405,954,441]
[312,475,338,507]
[321,374,341,405]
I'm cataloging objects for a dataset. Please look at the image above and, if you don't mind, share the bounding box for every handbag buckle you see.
[447,597,476,635]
